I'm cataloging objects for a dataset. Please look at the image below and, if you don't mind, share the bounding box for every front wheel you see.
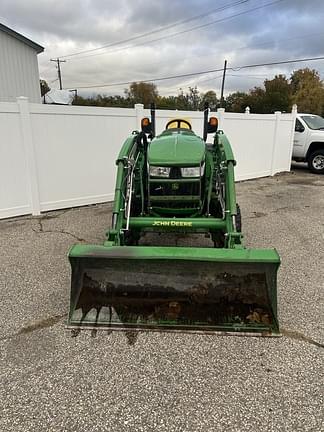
[308,150,324,174]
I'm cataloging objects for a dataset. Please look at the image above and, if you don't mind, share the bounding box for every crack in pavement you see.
[247,206,308,219]
[32,219,87,242]
[247,211,268,219]
[37,208,73,221]
[0,314,67,342]
[18,314,67,335]
[281,328,324,348]
[1,208,73,226]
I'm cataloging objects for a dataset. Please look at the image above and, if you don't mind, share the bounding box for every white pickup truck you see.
[293,114,324,174]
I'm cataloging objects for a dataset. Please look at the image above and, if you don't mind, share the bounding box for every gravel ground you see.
[0,164,323,431]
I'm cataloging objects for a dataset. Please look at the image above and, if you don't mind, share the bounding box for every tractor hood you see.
[148,130,205,166]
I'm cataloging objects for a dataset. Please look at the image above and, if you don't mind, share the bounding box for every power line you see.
[113,28,324,87]
[59,0,249,59]
[69,55,324,89]
[160,74,225,94]
[180,57,324,89]
[65,0,284,61]
[234,31,324,53]
[147,30,324,70]
[191,74,225,85]
[231,56,324,70]
[68,68,224,89]
[227,74,271,79]
[229,73,274,77]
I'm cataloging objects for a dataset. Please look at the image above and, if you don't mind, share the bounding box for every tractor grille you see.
[150,181,200,197]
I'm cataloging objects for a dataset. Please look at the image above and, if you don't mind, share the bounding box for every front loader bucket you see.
[68,245,280,335]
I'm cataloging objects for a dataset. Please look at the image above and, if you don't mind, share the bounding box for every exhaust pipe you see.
[150,102,156,138]
[203,102,209,141]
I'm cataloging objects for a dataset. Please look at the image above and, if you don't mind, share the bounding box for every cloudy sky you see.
[1,0,324,97]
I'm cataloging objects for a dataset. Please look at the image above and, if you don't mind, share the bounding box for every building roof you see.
[0,22,44,54]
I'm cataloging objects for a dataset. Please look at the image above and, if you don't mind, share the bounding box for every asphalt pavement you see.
[0,164,323,431]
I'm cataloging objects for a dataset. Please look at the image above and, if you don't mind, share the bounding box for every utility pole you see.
[50,58,66,90]
[220,59,227,108]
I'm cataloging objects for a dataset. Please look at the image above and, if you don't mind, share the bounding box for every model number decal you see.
[152,220,192,227]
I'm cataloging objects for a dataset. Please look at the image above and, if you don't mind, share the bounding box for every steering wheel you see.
[165,119,192,130]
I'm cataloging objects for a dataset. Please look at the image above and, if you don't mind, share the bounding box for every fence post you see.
[134,103,144,130]
[287,104,298,167]
[217,107,225,129]
[17,97,41,216]
[270,111,281,176]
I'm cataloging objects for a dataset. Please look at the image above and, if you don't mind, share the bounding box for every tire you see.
[235,204,242,232]
[308,150,324,174]
[124,230,140,246]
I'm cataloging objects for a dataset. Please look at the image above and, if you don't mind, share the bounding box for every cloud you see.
[1,0,324,97]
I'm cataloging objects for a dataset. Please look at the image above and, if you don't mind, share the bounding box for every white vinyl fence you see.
[0,97,296,219]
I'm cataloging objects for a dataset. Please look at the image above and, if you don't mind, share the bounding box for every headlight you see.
[149,166,171,177]
[180,165,203,177]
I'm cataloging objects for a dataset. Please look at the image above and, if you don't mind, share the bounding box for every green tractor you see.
[68,104,280,335]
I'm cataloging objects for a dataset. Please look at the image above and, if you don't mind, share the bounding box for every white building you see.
[0,23,44,103]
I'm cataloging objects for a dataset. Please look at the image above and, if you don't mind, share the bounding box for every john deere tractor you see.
[68,104,280,335]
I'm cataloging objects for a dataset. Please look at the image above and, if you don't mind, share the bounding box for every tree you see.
[125,82,158,107]
[187,86,200,110]
[225,91,249,112]
[40,79,50,97]
[175,88,190,110]
[226,75,291,113]
[263,74,292,112]
[245,87,267,113]
[200,90,218,110]
[290,68,320,93]
[156,95,178,110]
[172,86,202,110]
[290,68,324,115]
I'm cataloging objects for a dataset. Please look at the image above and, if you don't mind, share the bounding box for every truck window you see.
[295,119,305,132]
[301,115,324,130]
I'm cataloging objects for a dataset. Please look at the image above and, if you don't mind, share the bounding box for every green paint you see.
[69,244,280,263]
[128,217,226,230]
[148,130,205,166]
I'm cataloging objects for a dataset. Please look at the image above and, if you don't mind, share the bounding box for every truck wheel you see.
[308,150,324,174]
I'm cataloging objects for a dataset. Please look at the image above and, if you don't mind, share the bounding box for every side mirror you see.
[207,117,218,134]
[141,117,153,134]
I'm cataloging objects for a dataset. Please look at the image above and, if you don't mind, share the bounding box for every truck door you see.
[293,118,309,158]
